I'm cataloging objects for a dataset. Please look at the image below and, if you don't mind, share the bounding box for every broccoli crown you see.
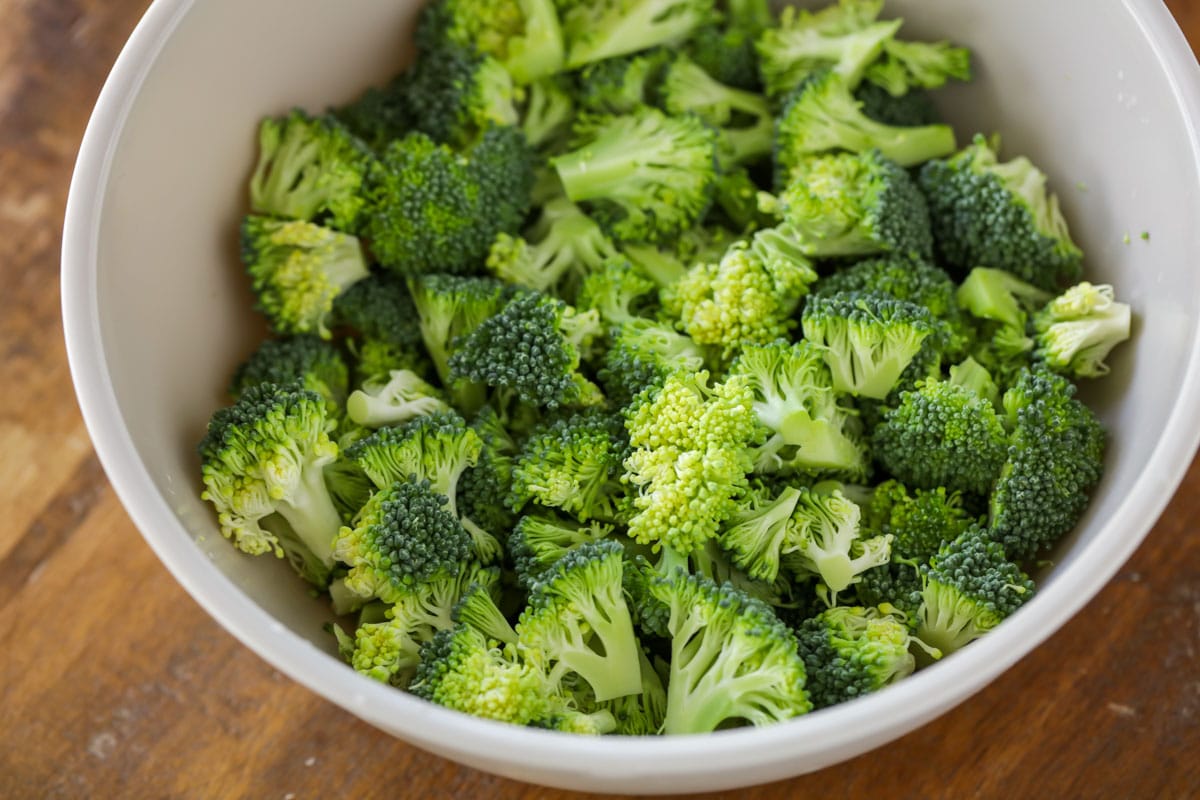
[853,560,923,627]
[687,22,762,92]
[1033,282,1132,379]
[508,512,614,589]
[516,539,644,701]
[406,42,520,145]
[990,366,1106,559]
[871,372,1009,497]
[407,274,513,386]
[865,479,976,563]
[649,571,811,733]
[853,81,941,127]
[486,196,619,295]
[717,484,804,582]
[597,318,707,406]
[773,149,933,260]
[574,257,659,326]
[573,48,670,115]
[560,0,718,69]
[756,4,901,98]
[345,369,450,429]
[519,76,576,150]
[800,290,935,399]
[362,127,534,277]
[953,266,1051,380]
[230,335,350,415]
[796,605,917,709]
[917,134,1083,289]
[416,0,565,85]
[552,107,718,244]
[457,406,521,538]
[658,54,773,165]
[509,410,628,521]
[240,216,370,338]
[918,525,1034,654]
[814,255,969,359]
[729,339,868,479]
[775,70,957,176]
[411,623,550,724]
[862,37,972,97]
[452,581,519,645]
[248,110,372,232]
[344,411,483,512]
[334,73,415,153]
[448,290,604,410]
[333,479,474,603]
[340,614,422,686]
[333,271,430,379]
[198,383,340,585]
[783,484,890,595]
[387,560,503,643]
[626,369,761,453]
[669,237,816,357]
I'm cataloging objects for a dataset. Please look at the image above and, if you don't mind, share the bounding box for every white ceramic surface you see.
[62,0,1200,793]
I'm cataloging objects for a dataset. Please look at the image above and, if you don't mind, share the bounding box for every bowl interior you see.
[68,0,1200,792]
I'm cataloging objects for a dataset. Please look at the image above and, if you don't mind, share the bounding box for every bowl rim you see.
[61,0,1200,787]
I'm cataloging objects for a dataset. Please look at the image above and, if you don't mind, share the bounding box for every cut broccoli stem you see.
[272,460,341,569]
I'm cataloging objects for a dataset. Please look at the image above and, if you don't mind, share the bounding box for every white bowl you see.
[62,0,1200,793]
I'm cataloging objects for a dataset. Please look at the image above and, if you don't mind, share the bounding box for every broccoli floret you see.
[518,76,576,150]
[457,406,521,538]
[574,49,672,115]
[917,525,1034,655]
[854,560,923,626]
[230,335,350,417]
[625,368,760,453]
[407,274,512,390]
[767,149,933,260]
[796,605,922,709]
[248,110,372,232]
[800,290,935,399]
[687,24,761,92]
[345,370,450,429]
[362,126,534,276]
[575,257,659,326]
[405,43,520,145]
[597,318,708,405]
[990,366,1106,559]
[710,165,774,232]
[717,483,804,582]
[551,108,719,244]
[955,266,1052,381]
[411,623,551,724]
[416,0,566,85]
[509,410,628,521]
[333,73,414,153]
[508,512,614,589]
[560,0,718,69]
[335,614,422,686]
[332,271,430,381]
[871,359,1009,497]
[782,483,891,596]
[1032,282,1131,379]
[516,540,644,701]
[853,82,941,127]
[756,3,901,99]
[198,384,341,586]
[452,581,519,645]
[649,572,810,733]
[918,134,1083,289]
[448,290,605,410]
[775,70,956,176]
[658,54,773,166]
[729,339,868,480]
[864,479,976,563]
[345,409,482,505]
[862,37,972,97]
[486,195,619,294]
[333,479,474,603]
[240,216,370,338]
[669,233,817,357]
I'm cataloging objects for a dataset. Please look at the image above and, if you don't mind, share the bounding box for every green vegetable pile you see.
[198,0,1132,735]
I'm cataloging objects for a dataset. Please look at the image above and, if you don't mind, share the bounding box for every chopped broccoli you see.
[864,479,977,563]
[416,0,566,85]
[560,0,718,69]
[345,369,450,428]
[240,216,370,338]
[918,134,1083,289]
[597,318,708,405]
[405,42,520,145]
[456,407,522,538]
[332,271,430,381]
[230,335,350,417]
[249,110,372,232]
[486,195,619,294]
[862,37,972,97]
[649,572,811,733]
[574,49,672,115]
[199,383,342,585]
[658,54,774,166]
[452,581,520,645]
[334,73,414,153]
[508,511,614,589]
[717,483,804,582]
[775,70,956,176]
[1033,282,1131,379]
[853,81,941,127]
[552,107,719,244]
[575,257,659,326]
[800,290,935,399]
[782,483,891,596]
[796,605,923,709]
[917,525,1034,655]
[518,76,576,149]
[362,126,534,276]
[407,274,512,389]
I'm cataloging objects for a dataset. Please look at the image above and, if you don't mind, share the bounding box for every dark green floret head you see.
[332,271,430,380]
[853,82,941,128]
[405,42,520,146]
[344,409,483,502]
[796,605,919,709]
[230,335,350,415]
[508,512,613,589]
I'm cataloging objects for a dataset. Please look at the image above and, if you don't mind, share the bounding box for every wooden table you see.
[3,2,1199,797]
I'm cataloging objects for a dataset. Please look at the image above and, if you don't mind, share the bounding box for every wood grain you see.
[2,2,1198,798]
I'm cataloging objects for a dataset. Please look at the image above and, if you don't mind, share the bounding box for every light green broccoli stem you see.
[272,457,340,570]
